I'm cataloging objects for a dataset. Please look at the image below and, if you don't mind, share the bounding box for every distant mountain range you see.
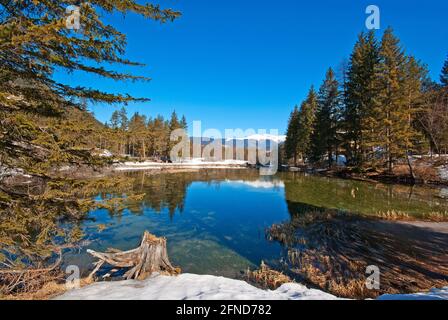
[229,134,286,144]
[190,134,286,146]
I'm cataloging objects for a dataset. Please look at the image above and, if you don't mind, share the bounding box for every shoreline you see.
[112,160,249,172]
[284,166,448,188]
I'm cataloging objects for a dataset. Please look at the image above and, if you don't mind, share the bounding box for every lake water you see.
[64,169,448,281]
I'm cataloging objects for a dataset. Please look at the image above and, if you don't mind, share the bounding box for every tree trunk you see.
[142,139,146,159]
[87,231,180,280]
[406,150,416,183]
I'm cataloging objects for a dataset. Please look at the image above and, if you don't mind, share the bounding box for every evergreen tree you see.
[310,68,342,166]
[110,111,121,129]
[373,27,419,172]
[180,115,188,130]
[403,56,428,153]
[165,111,181,158]
[343,31,380,166]
[154,115,170,158]
[0,1,180,173]
[297,87,318,161]
[284,106,300,165]
[441,55,448,87]
[169,111,180,130]
[118,107,129,130]
[129,113,148,158]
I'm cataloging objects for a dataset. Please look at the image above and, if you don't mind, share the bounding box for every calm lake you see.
[63,169,448,281]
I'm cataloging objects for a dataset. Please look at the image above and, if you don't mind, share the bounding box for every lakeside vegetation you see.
[284,29,448,182]
[267,209,448,299]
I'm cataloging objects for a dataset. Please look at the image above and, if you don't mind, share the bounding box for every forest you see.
[105,108,188,160]
[284,28,448,179]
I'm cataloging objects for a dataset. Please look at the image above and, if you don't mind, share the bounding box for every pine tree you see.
[155,115,170,158]
[373,27,420,172]
[441,55,448,87]
[310,68,342,166]
[297,87,318,161]
[284,106,300,165]
[110,111,121,129]
[343,31,380,166]
[0,1,180,173]
[118,107,129,131]
[0,2,180,110]
[180,115,188,130]
[170,111,180,128]
[129,113,148,158]
[164,111,181,159]
[403,56,428,153]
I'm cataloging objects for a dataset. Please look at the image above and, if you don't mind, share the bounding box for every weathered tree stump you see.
[87,231,180,280]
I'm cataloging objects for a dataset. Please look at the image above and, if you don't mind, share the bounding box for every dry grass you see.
[267,209,448,299]
[393,163,441,182]
[245,261,292,290]
[374,210,448,222]
[0,265,64,298]
[2,281,66,300]
[1,278,93,300]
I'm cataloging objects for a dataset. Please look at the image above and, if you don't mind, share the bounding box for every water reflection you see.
[282,172,448,218]
[64,170,448,295]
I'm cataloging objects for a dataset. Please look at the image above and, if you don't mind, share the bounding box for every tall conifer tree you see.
[310,68,341,166]
[285,106,300,165]
[343,31,380,166]
[297,87,318,161]
[373,27,420,172]
[441,55,448,88]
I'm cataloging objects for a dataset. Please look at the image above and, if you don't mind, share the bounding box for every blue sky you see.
[55,0,448,135]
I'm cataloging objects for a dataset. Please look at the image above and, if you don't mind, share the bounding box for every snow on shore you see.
[229,134,287,144]
[55,273,448,300]
[113,160,249,171]
[56,274,338,300]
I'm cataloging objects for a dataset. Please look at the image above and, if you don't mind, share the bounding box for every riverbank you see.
[286,162,448,187]
[55,273,448,300]
[0,160,250,190]
[284,155,448,187]
[112,160,249,172]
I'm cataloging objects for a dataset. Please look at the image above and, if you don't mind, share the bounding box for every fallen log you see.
[87,231,180,280]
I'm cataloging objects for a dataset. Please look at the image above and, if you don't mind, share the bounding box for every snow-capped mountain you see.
[227,134,287,143]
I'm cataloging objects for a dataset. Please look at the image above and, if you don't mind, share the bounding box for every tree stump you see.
[87,231,180,280]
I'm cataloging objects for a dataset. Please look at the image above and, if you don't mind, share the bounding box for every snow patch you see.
[55,274,448,300]
[438,166,448,181]
[55,274,339,300]
[113,160,249,171]
[226,134,286,144]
